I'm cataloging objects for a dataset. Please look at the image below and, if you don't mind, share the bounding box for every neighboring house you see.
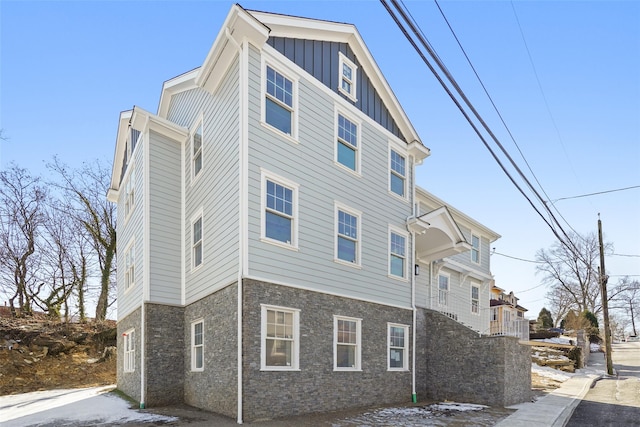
[107,4,529,422]
[489,284,529,340]
[411,188,500,334]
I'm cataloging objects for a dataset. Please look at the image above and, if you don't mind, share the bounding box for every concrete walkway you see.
[495,351,607,427]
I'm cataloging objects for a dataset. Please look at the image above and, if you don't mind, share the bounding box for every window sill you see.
[191,264,204,274]
[191,172,204,187]
[338,87,358,103]
[260,121,299,145]
[260,367,301,372]
[191,368,204,372]
[387,368,410,372]
[333,368,362,372]
[388,190,410,204]
[388,274,409,282]
[333,161,362,178]
[260,237,299,252]
[334,258,362,269]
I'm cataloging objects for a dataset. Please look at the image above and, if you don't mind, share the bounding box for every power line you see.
[491,250,542,264]
[550,185,640,202]
[611,253,640,258]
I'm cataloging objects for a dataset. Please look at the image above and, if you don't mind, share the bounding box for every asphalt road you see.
[566,341,640,427]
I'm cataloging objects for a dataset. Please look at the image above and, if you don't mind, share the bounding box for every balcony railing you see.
[489,319,530,341]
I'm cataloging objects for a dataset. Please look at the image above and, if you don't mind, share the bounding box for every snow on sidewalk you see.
[0,385,177,426]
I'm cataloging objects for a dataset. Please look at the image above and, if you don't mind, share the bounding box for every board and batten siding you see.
[148,130,182,304]
[166,60,241,304]
[246,46,413,308]
[117,137,145,320]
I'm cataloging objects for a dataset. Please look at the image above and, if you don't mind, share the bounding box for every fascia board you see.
[196,5,269,93]
[131,106,189,142]
[109,109,133,193]
[416,186,501,241]
[157,69,199,118]
[249,10,423,147]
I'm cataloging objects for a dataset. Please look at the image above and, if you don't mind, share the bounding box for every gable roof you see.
[157,4,426,154]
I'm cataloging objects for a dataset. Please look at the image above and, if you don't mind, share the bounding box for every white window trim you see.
[338,52,358,102]
[388,142,408,201]
[191,209,204,272]
[333,315,362,371]
[471,233,481,265]
[438,272,450,308]
[261,58,299,143]
[334,107,362,176]
[123,238,135,293]
[123,165,135,223]
[388,226,408,281]
[190,116,204,184]
[191,319,204,372]
[260,169,299,250]
[334,202,362,268]
[123,328,135,373]
[387,323,409,371]
[471,282,480,315]
[260,304,300,371]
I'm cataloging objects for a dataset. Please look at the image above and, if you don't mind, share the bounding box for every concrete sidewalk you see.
[495,351,607,427]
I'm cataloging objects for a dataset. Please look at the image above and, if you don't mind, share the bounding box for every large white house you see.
[107,4,529,423]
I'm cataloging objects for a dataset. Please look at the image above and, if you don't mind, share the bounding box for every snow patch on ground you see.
[0,386,178,427]
[532,363,574,382]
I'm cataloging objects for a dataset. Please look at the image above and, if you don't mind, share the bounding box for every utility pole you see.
[598,214,614,375]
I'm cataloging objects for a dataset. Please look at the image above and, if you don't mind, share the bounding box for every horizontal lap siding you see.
[118,143,144,319]
[149,130,182,304]
[167,60,240,304]
[247,47,412,308]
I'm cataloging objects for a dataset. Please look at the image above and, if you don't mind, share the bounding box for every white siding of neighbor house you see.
[117,136,145,320]
[148,130,182,304]
[166,60,241,304]
[245,46,414,308]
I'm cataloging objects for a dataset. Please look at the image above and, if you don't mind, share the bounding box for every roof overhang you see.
[408,206,471,262]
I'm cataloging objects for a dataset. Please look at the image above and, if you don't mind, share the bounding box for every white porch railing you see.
[489,319,530,341]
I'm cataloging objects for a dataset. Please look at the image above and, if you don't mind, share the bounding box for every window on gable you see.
[338,52,357,101]
[192,215,203,269]
[438,274,449,307]
[388,324,409,370]
[390,149,406,197]
[471,234,480,264]
[191,320,204,371]
[123,329,135,373]
[336,205,360,266]
[471,284,480,314]
[124,167,135,219]
[192,122,203,179]
[261,305,300,370]
[265,65,294,136]
[124,241,135,291]
[389,230,407,279]
[262,171,298,248]
[336,113,359,173]
[334,316,361,370]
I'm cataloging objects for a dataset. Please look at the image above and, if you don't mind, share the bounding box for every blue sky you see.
[1,1,639,320]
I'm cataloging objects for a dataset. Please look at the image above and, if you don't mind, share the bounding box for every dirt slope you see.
[0,314,117,396]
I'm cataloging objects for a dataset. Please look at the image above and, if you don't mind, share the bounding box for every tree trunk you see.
[95,238,116,321]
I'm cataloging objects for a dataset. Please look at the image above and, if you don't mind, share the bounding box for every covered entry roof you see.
[408,206,471,262]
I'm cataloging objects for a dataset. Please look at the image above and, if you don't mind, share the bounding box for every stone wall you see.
[418,309,531,407]
[183,283,238,419]
[117,307,141,403]
[241,279,413,421]
[144,303,185,406]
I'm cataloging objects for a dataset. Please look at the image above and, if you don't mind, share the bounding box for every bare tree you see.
[610,277,640,336]
[0,164,47,316]
[48,158,117,322]
[536,232,611,317]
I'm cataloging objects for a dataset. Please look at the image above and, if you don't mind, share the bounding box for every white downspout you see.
[409,158,417,404]
[140,115,150,409]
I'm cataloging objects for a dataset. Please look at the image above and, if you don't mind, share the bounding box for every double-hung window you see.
[388,324,409,370]
[336,112,360,173]
[438,274,449,307]
[192,122,203,179]
[262,171,298,248]
[124,241,135,291]
[261,305,300,370]
[335,204,361,266]
[124,167,135,219]
[265,65,294,136]
[390,149,406,197]
[334,316,361,370]
[191,320,204,371]
[389,229,407,279]
[471,234,480,264]
[123,329,135,372]
[192,214,203,269]
[338,52,357,101]
[471,284,480,314]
